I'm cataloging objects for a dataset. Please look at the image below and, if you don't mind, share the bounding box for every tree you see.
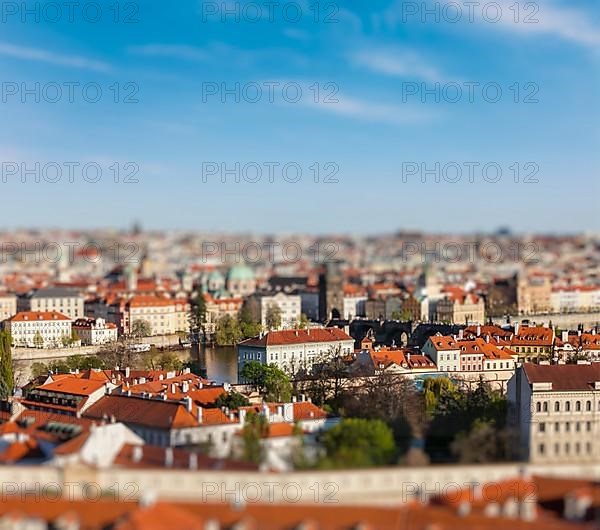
[130,319,152,338]
[296,345,349,412]
[262,364,292,402]
[213,391,250,409]
[240,411,268,464]
[426,378,509,463]
[265,304,282,330]
[33,331,44,349]
[215,314,242,346]
[342,372,429,456]
[0,331,14,398]
[451,419,513,463]
[298,313,309,329]
[97,338,142,370]
[238,305,262,339]
[240,361,292,402]
[189,286,207,336]
[145,350,183,371]
[318,418,395,469]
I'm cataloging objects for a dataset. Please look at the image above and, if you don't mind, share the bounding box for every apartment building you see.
[422,334,516,373]
[247,291,302,330]
[4,311,72,348]
[509,324,555,360]
[435,290,485,325]
[0,291,17,321]
[517,273,552,314]
[508,363,600,463]
[238,327,355,376]
[72,317,118,345]
[204,293,243,335]
[125,295,189,336]
[550,286,600,313]
[18,287,84,319]
[342,284,367,320]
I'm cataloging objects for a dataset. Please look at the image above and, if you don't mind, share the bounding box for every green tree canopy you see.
[215,314,242,346]
[240,411,268,464]
[0,331,14,398]
[240,361,292,402]
[189,286,207,334]
[238,306,262,339]
[213,391,251,409]
[318,418,395,469]
[265,304,282,330]
[130,319,152,338]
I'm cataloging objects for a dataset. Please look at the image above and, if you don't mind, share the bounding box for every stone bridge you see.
[330,320,463,348]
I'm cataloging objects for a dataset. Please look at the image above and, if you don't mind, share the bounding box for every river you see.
[13,345,239,386]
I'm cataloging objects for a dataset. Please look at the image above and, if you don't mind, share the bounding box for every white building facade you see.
[4,311,72,348]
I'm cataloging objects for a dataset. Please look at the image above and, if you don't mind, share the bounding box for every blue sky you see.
[0,0,598,234]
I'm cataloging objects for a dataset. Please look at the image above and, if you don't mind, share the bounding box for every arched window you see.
[566,401,571,412]
[543,402,548,412]
[586,401,591,411]
[554,402,560,412]
[576,401,581,412]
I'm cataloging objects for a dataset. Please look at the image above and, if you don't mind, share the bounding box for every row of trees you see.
[189,285,309,345]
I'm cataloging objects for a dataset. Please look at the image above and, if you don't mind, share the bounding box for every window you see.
[539,422,545,433]
[555,422,560,432]
[576,401,581,412]
[538,443,545,455]
[586,401,592,411]
[554,402,560,412]
[543,402,548,412]
[565,422,571,432]
[566,401,571,412]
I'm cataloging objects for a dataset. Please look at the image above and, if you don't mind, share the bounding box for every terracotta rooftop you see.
[523,363,600,391]
[240,327,353,347]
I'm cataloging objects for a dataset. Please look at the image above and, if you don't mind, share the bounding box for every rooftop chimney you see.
[197,407,203,423]
[189,453,198,470]
[165,447,174,467]
[125,366,130,378]
[132,445,143,463]
[184,396,193,412]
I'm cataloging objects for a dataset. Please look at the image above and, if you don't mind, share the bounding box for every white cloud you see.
[0,42,112,72]
[351,48,447,82]
[492,0,600,48]
[297,90,439,125]
[380,0,600,49]
[128,44,210,62]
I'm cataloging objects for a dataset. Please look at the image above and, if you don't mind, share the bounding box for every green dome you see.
[227,264,254,281]
[207,269,225,282]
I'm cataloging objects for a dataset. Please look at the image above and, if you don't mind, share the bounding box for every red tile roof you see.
[83,395,199,429]
[523,363,600,391]
[240,327,353,347]
[7,311,70,322]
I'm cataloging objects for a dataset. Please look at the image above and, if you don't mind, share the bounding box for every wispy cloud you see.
[380,0,600,49]
[128,44,210,61]
[0,42,112,72]
[351,48,447,82]
[129,42,309,69]
[491,0,600,48]
[280,81,439,125]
